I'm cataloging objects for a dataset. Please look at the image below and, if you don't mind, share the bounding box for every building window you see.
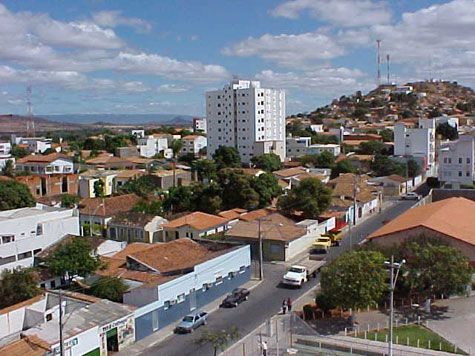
[448,158,452,163]
[467,158,471,164]
[227,272,233,280]
[459,158,463,164]
[467,171,470,177]
[0,255,16,266]
[152,310,159,331]
[2,235,14,244]
[164,301,170,310]
[50,280,56,288]
[177,293,185,303]
[18,251,33,260]
[36,224,43,236]
[459,171,462,177]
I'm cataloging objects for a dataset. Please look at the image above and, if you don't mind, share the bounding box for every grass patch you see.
[357,325,466,354]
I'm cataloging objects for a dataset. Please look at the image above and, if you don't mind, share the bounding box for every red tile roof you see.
[16,153,70,164]
[0,337,49,356]
[78,194,141,217]
[162,212,228,231]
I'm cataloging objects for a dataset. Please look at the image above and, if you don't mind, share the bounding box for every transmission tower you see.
[376,40,381,87]
[26,85,35,137]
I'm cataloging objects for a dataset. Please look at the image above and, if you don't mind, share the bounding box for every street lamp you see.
[384,256,406,356]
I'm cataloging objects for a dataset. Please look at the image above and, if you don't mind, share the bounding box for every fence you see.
[223,312,465,356]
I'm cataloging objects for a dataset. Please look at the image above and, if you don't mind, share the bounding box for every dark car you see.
[221,288,250,307]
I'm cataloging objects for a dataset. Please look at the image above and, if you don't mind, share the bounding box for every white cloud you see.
[222,31,345,69]
[91,10,152,33]
[156,84,189,93]
[270,0,391,27]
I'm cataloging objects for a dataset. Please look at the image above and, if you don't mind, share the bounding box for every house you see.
[86,155,134,170]
[0,140,11,154]
[115,169,146,188]
[180,135,207,156]
[149,169,192,191]
[78,194,141,235]
[368,174,410,196]
[225,213,309,261]
[79,170,117,198]
[0,154,14,169]
[15,153,74,175]
[20,293,135,356]
[137,134,170,158]
[107,212,168,243]
[13,137,53,153]
[161,212,230,241]
[192,117,207,133]
[97,238,250,341]
[307,143,341,157]
[16,174,79,199]
[273,166,329,188]
[217,208,248,225]
[273,166,308,180]
[286,137,312,157]
[438,136,475,189]
[0,205,79,272]
[116,146,139,158]
[366,197,475,264]
[132,129,145,138]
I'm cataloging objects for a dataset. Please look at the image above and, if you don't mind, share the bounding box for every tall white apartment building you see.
[206,80,286,163]
[394,118,436,174]
[438,136,475,188]
[0,205,79,272]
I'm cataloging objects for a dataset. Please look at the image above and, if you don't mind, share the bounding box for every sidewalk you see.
[115,278,262,356]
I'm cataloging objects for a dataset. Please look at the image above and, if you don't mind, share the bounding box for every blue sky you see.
[0,0,474,116]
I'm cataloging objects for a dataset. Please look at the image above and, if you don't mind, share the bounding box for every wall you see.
[51,325,100,356]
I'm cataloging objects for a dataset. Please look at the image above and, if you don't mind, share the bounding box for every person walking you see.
[282,299,287,314]
[287,297,292,312]
[261,340,268,356]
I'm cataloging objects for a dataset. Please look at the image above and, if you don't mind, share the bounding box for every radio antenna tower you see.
[26,85,35,137]
[386,54,390,85]
[376,40,381,87]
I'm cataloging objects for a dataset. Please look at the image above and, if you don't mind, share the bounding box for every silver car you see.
[174,311,208,333]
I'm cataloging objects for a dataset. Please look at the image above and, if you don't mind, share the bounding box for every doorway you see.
[106,328,119,352]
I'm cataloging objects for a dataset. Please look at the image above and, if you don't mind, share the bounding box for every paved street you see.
[138,199,416,356]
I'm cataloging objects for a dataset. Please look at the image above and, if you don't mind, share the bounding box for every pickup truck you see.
[281,259,326,288]
[322,231,343,246]
[311,236,332,253]
[174,310,208,333]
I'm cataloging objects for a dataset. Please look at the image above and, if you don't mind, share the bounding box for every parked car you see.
[221,288,250,307]
[401,192,421,200]
[174,311,208,333]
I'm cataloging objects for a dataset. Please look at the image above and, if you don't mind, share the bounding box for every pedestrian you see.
[282,299,287,314]
[261,340,268,356]
[287,297,292,312]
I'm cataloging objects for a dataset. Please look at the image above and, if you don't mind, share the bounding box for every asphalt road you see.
[140,199,416,356]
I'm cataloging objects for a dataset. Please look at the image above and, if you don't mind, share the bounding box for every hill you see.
[0,114,83,134]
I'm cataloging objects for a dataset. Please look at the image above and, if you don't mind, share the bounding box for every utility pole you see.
[58,290,64,356]
[376,40,381,86]
[405,158,409,194]
[258,218,264,280]
[352,175,357,227]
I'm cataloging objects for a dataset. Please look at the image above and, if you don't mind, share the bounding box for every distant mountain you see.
[43,114,195,126]
[0,114,82,134]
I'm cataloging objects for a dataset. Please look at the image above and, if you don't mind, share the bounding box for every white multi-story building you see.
[286,137,311,157]
[206,80,286,163]
[0,205,79,272]
[307,143,341,157]
[14,137,53,153]
[15,153,74,175]
[394,118,436,174]
[438,136,475,188]
[180,135,207,156]
[193,117,207,133]
[137,134,169,158]
[0,140,11,154]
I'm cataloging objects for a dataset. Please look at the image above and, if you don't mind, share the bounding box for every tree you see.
[216,169,259,210]
[407,159,420,178]
[191,183,223,214]
[104,135,127,153]
[315,291,337,314]
[250,172,282,208]
[162,185,193,213]
[371,154,405,177]
[93,179,105,198]
[88,277,128,302]
[428,108,442,118]
[179,153,197,165]
[315,151,335,168]
[171,139,184,158]
[212,146,241,169]
[1,159,14,177]
[60,194,80,208]
[278,177,332,219]
[0,181,35,211]
[379,129,393,142]
[46,236,102,284]
[132,199,163,215]
[320,250,387,310]
[120,176,160,198]
[10,145,28,159]
[250,153,282,172]
[358,141,386,155]
[192,159,217,182]
[436,122,458,141]
[0,269,40,309]
[331,159,355,179]
[194,326,239,356]
[397,236,472,299]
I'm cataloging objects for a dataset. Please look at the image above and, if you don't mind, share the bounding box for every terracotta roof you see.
[127,238,226,273]
[109,211,159,227]
[218,208,248,220]
[0,337,49,356]
[86,156,131,165]
[239,208,275,222]
[226,214,306,242]
[328,173,371,184]
[320,211,346,219]
[78,194,141,217]
[331,183,376,203]
[0,294,44,315]
[124,156,155,164]
[273,167,306,178]
[0,175,14,181]
[385,174,407,183]
[347,154,374,161]
[162,212,228,231]
[115,169,146,179]
[181,134,202,140]
[16,153,70,164]
[367,197,475,246]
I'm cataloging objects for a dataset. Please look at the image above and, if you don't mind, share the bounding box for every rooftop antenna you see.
[26,85,35,137]
[376,40,381,87]
[386,54,390,85]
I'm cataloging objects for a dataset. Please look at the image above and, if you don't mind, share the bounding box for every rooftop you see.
[0,337,49,356]
[239,208,275,222]
[218,208,248,220]
[367,197,475,246]
[78,194,141,217]
[16,153,71,165]
[273,167,306,178]
[115,169,146,179]
[79,169,118,178]
[109,211,167,227]
[161,211,228,231]
[0,205,63,222]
